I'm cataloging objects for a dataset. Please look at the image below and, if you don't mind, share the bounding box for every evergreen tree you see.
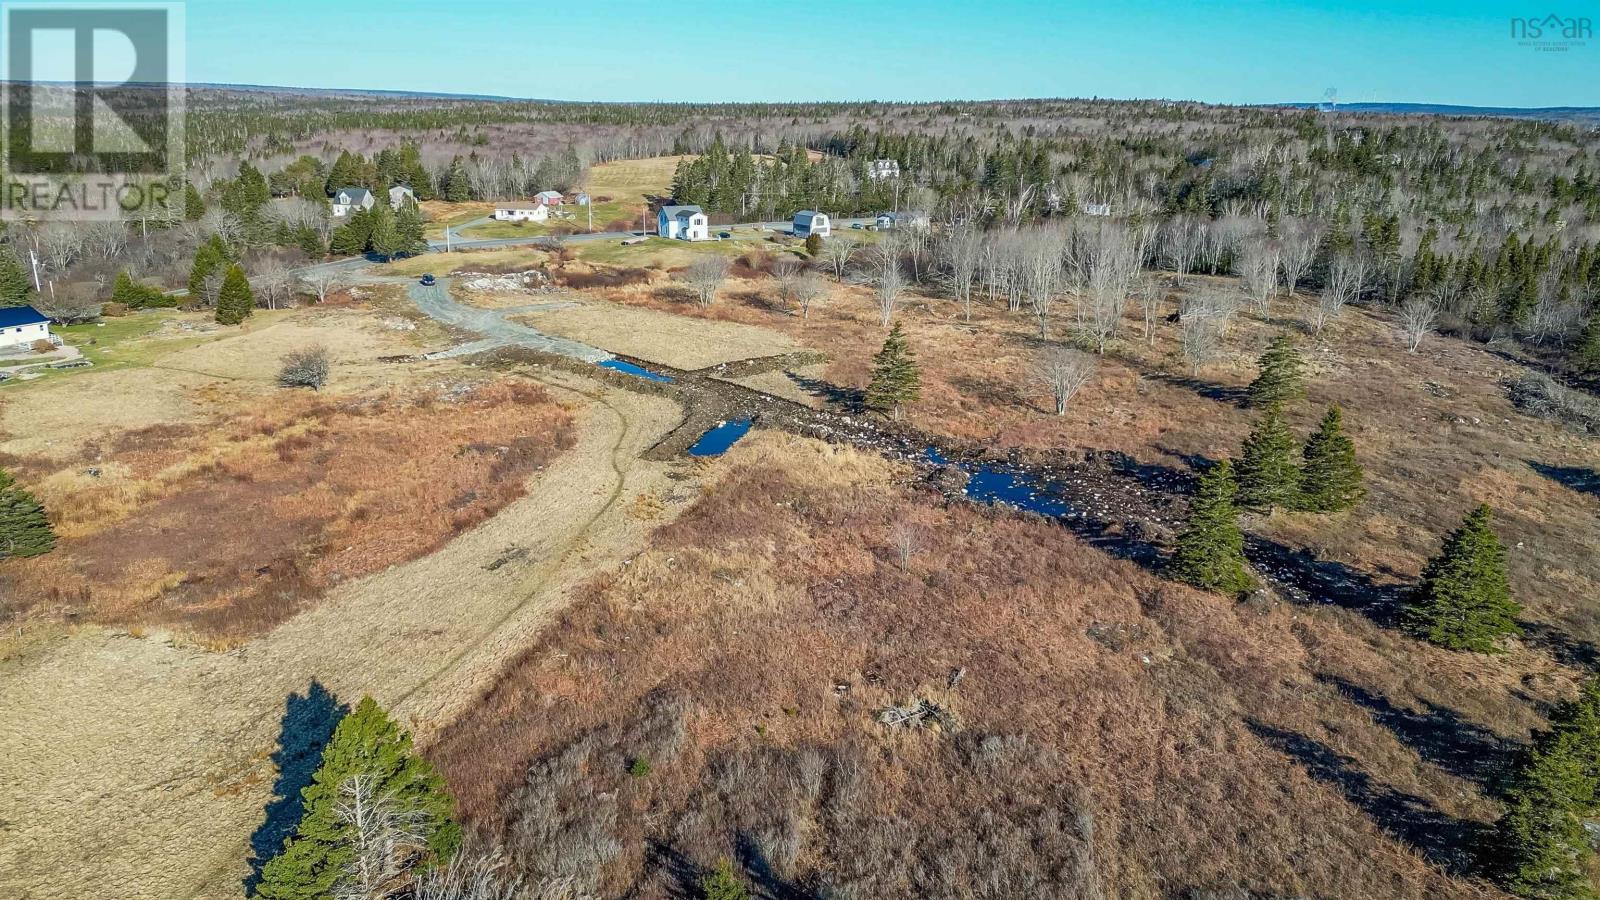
[184,181,206,220]
[699,859,749,900]
[442,156,471,202]
[256,696,461,900]
[0,252,34,307]
[366,201,401,260]
[188,234,231,299]
[1573,308,1600,374]
[1403,505,1522,652]
[330,208,374,257]
[112,271,176,309]
[1235,403,1302,512]
[1298,405,1365,512]
[1170,459,1253,595]
[1492,677,1600,900]
[215,264,255,325]
[1246,334,1305,408]
[0,467,56,560]
[864,321,921,421]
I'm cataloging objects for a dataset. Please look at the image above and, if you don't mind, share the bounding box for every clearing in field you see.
[513,296,798,370]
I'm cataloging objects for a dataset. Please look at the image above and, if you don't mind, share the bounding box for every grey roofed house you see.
[659,204,703,219]
[334,187,373,205]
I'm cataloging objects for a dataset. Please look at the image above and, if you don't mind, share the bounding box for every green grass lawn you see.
[0,309,246,389]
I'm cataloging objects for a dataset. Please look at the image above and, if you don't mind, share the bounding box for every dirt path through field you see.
[0,371,688,900]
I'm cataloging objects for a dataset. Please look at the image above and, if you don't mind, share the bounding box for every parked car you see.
[420,274,436,286]
[718,231,732,240]
[851,222,864,230]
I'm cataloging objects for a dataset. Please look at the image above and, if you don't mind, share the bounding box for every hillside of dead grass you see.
[432,432,1543,899]
[1,379,575,644]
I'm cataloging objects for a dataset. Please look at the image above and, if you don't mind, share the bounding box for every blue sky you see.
[180,0,1599,106]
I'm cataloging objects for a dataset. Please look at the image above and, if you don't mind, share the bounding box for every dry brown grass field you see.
[422,247,1600,898]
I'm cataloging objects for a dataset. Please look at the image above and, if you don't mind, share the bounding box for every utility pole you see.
[27,250,41,291]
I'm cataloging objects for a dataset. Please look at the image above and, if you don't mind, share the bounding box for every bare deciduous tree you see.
[279,345,331,390]
[772,257,802,310]
[1237,236,1278,312]
[875,251,905,326]
[818,236,857,281]
[888,521,923,571]
[791,271,826,320]
[1313,255,1367,335]
[254,259,292,310]
[944,227,983,321]
[1160,216,1202,283]
[301,269,346,304]
[1277,218,1322,298]
[334,774,429,900]
[1136,276,1165,344]
[1397,297,1439,352]
[684,255,731,307]
[1034,347,1098,415]
[1180,316,1222,375]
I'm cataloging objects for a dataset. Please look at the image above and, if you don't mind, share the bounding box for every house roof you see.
[536,190,563,199]
[794,210,825,222]
[0,305,48,328]
[335,187,373,203]
[389,185,414,195]
[659,205,703,219]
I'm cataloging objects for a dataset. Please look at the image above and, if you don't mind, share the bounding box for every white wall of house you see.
[795,213,830,238]
[682,214,708,241]
[494,206,548,222]
[1,322,49,349]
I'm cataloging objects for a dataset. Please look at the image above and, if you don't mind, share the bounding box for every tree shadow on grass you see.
[243,680,349,893]
[1247,721,1488,875]
[1146,371,1250,407]
[786,372,864,411]
[736,832,818,900]
[1527,460,1600,499]
[1317,674,1522,790]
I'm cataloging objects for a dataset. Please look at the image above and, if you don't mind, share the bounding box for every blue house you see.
[0,305,51,351]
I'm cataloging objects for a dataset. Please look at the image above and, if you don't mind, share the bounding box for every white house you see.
[493,203,549,222]
[793,210,830,238]
[867,159,900,180]
[535,190,565,206]
[388,185,416,209]
[658,204,708,241]
[331,187,375,219]
[0,305,52,351]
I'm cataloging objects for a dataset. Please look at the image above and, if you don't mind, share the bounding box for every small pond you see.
[925,447,1081,518]
[598,359,673,382]
[688,419,754,457]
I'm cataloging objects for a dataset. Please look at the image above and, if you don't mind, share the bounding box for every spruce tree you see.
[256,696,461,900]
[1573,308,1600,374]
[1403,505,1522,652]
[1246,334,1305,408]
[1492,677,1600,899]
[442,156,471,202]
[183,181,206,220]
[1298,405,1365,512]
[188,234,231,299]
[1170,459,1254,595]
[0,252,34,307]
[0,468,56,560]
[1235,403,1302,512]
[215,264,255,326]
[864,321,921,421]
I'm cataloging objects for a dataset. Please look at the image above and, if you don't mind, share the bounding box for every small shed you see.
[0,305,52,350]
[535,190,565,206]
[793,210,830,238]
